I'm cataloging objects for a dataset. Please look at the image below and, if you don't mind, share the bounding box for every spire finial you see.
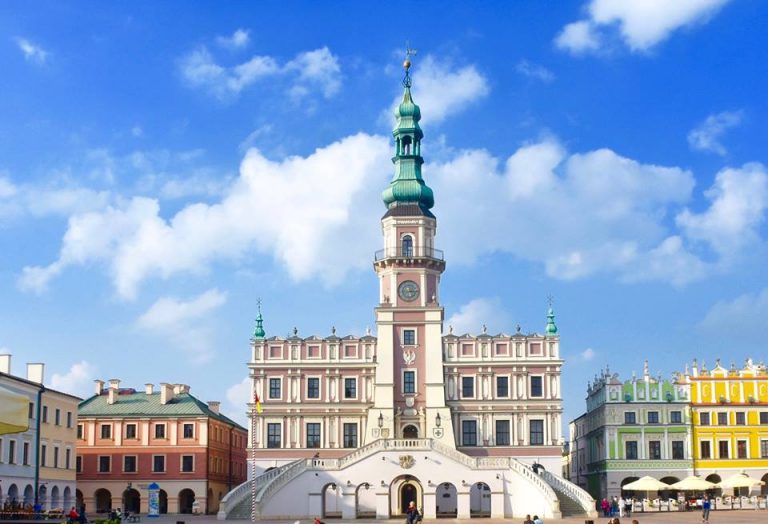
[252,298,266,339]
[545,297,558,336]
[403,42,417,87]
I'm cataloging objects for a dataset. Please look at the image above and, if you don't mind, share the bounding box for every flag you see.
[254,392,263,414]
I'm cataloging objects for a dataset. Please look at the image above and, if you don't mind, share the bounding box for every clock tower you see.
[366,58,455,447]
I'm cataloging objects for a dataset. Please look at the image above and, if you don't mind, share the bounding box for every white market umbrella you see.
[718,473,766,489]
[670,476,717,491]
[622,476,671,491]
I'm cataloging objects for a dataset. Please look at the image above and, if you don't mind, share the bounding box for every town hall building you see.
[218,58,595,521]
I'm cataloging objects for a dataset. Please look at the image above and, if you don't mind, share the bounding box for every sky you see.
[1,0,767,432]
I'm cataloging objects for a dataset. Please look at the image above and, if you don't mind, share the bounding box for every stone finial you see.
[482,323,487,334]
[331,326,337,336]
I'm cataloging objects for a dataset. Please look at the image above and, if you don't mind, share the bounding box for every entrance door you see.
[403,425,418,438]
[400,483,417,513]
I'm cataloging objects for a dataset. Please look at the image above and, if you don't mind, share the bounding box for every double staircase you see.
[539,469,597,518]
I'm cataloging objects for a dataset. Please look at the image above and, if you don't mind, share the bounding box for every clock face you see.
[398,280,419,302]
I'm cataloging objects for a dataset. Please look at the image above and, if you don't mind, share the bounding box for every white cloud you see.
[0,174,18,198]
[445,298,513,335]
[15,37,48,64]
[179,45,340,102]
[131,125,143,138]
[515,60,555,83]
[699,288,768,341]
[385,55,489,125]
[556,0,731,53]
[581,348,596,361]
[687,110,743,155]
[225,377,251,428]
[137,288,228,363]
[216,29,250,50]
[49,361,98,399]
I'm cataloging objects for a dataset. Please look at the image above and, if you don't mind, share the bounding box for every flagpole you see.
[251,393,257,523]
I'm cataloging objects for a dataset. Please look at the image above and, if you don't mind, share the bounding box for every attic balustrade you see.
[374,246,444,261]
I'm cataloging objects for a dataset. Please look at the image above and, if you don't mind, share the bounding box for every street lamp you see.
[378,412,384,428]
[435,413,441,428]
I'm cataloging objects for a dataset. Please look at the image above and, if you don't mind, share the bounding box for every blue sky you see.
[1,0,767,430]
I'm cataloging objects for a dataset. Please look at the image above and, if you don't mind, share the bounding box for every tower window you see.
[462,420,477,446]
[403,329,415,345]
[402,136,412,155]
[402,235,413,257]
[403,371,415,394]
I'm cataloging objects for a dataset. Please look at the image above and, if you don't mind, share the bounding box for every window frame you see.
[529,419,545,445]
[343,423,358,448]
[100,424,111,439]
[98,455,111,473]
[125,423,137,440]
[672,440,685,460]
[154,423,166,439]
[700,440,712,459]
[529,375,544,398]
[718,440,730,459]
[152,454,166,473]
[737,439,748,459]
[717,412,728,425]
[403,370,416,394]
[625,440,638,460]
[344,377,358,400]
[306,422,321,449]
[495,419,510,446]
[269,377,282,400]
[462,419,478,447]
[624,412,637,425]
[183,423,195,439]
[496,376,509,398]
[306,377,321,399]
[461,376,475,399]
[181,454,194,473]
[402,329,416,346]
[22,441,30,465]
[670,410,682,424]
[266,423,281,449]
[735,412,746,425]
[699,412,710,426]
[124,455,138,473]
[648,440,661,460]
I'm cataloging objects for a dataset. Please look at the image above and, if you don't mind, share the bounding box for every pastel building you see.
[684,358,768,492]
[76,381,247,515]
[567,362,693,500]
[218,61,595,521]
[0,355,79,510]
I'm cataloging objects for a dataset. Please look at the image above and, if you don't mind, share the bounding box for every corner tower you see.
[367,56,454,446]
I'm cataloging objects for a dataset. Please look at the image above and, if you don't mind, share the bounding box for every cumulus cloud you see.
[699,288,768,342]
[445,298,514,335]
[687,110,743,155]
[15,37,49,64]
[216,29,250,50]
[581,348,596,361]
[225,377,251,427]
[49,361,98,398]
[137,289,227,362]
[179,45,340,102]
[515,60,555,83]
[556,0,731,54]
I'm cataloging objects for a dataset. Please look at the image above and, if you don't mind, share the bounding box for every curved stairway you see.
[540,469,597,517]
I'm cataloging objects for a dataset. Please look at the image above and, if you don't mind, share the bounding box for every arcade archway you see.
[436,483,457,517]
[470,482,491,517]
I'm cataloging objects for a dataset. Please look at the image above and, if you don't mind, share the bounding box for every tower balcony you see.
[373,246,446,270]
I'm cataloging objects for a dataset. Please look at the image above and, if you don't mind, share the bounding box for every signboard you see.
[147,483,160,518]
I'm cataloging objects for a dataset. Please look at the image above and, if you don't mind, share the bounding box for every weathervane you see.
[256,297,262,313]
[547,294,554,308]
[403,42,417,87]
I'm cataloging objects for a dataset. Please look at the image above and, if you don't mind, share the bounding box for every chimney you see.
[160,383,174,405]
[179,384,190,394]
[207,401,221,414]
[173,384,182,394]
[145,383,154,395]
[107,388,117,405]
[108,378,121,390]
[0,353,10,374]
[27,363,45,384]
[94,379,105,395]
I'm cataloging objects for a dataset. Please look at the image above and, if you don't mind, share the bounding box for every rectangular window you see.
[344,378,357,399]
[344,345,356,357]
[100,424,111,439]
[269,346,281,358]
[649,441,661,460]
[761,440,768,458]
[462,420,477,446]
[530,420,544,445]
[77,424,84,439]
[717,412,727,425]
[495,343,508,355]
[23,442,30,465]
[154,424,166,439]
[624,412,636,425]
[267,423,281,449]
[55,408,61,426]
[125,423,137,439]
[495,420,510,446]
[462,377,475,398]
[306,423,321,448]
[153,455,165,472]
[98,455,111,473]
[308,345,320,358]
[700,412,710,425]
[41,444,47,467]
[670,411,682,424]
[718,440,729,459]
[29,402,34,419]
[461,343,473,356]
[124,455,137,473]
[530,376,543,397]
[66,411,72,428]
[761,412,768,425]
[53,446,59,468]
[737,440,748,459]
[8,440,15,464]
[625,441,638,460]
[403,371,415,394]
[647,411,659,424]
[343,423,358,448]
[42,405,48,423]
[307,378,320,399]
[181,455,194,472]
[183,423,194,439]
[403,329,415,345]
[672,441,684,460]
[269,378,281,399]
[735,412,746,425]
[496,376,509,398]
[700,441,711,459]
[65,448,71,469]
[76,456,82,473]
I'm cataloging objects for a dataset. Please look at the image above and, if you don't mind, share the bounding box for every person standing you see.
[601,498,610,517]
[406,501,420,524]
[522,515,534,524]
[702,494,711,523]
[532,515,543,524]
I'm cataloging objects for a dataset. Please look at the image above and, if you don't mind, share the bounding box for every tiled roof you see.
[78,391,245,430]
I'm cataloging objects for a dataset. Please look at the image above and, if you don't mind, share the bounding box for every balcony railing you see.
[374,246,444,261]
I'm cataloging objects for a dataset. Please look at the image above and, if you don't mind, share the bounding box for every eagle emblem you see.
[399,455,416,469]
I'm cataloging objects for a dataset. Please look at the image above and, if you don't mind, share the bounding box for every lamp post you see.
[378,412,384,428]
[435,413,441,427]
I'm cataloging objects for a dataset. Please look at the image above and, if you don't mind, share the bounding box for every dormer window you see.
[402,235,413,257]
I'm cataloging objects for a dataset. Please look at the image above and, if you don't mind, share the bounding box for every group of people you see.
[522,514,544,524]
[600,496,634,518]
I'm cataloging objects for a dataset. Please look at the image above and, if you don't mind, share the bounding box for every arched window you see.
[402,136,412,155]
[401,235,413,257]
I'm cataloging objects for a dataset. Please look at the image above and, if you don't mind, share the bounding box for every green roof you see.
[78,390,245,430]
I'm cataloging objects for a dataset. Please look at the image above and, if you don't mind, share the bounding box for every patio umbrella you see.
[718,473,765,489]
[622,476,671,491]
[670,476,717,491]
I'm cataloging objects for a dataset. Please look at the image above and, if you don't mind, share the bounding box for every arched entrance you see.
[207,489,213,514]
[178,489,195,514]
[621,477,640,499]
[23,485,34,505]
[322,483,341,518]
[63,487,72,510]
[158,490,168,514]
[355,483,376,518]
[705,474,722,497]
[403,425,419,438]
[436,483,457,517]
[470,482,491,517]
[123,489,140,513]
[659,476,680,501]
[75,490,83,510]
[7,484,19,504]
[389,475,423,517]
[50,486,60,510]
[94,489,112,512]
[38,485,48,509]
[762,474,768,496]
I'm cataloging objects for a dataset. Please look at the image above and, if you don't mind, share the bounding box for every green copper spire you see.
[252,300,265,339]
[545,304,558,336]
[381,52,434,211]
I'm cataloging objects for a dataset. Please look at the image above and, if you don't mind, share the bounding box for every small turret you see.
[545,306,558,336]
[252,301,266,339]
